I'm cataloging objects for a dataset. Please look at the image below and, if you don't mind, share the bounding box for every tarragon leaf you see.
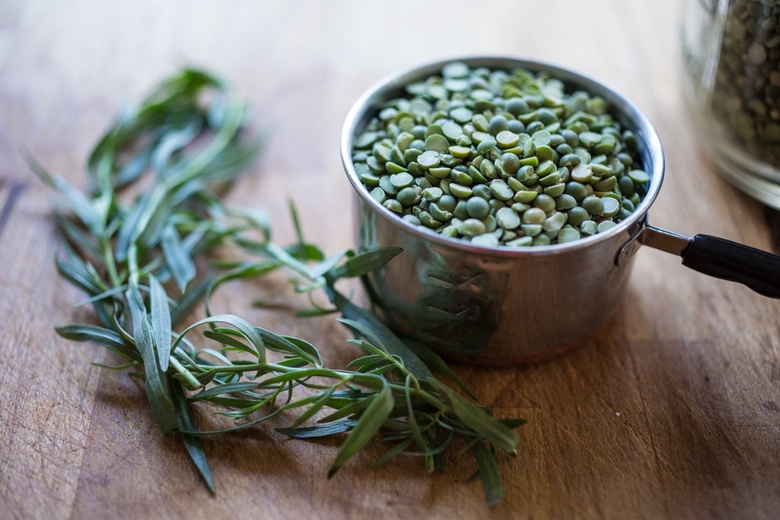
[151,120,202,175]
[115,194,147,262]
[471,442,503,507]
[254,327,322,366]
[174,314,267,363]
[55,255,106,297]
[191,381,267,400]
[114,147,153,189]
[404,339,477,401]
[161,224,196,292]
[55,324,141,363]
[170,379,215,493]
[170,275,213,327]
[329,290,433,381]
[372,438,415,468]
[328,247,403,280]
[202,330,257,356]
[288,386,337,429]
[428,377,518,455]
[277,419,358,439]
[126,282,178,433]
[327,383,394,478]
[149,275,172,371]
[53,210,101,260]
[25,154,106,238]
[317,394,374,423]
[307,250,350,280]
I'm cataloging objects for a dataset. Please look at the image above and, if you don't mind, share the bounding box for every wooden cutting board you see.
[2,1,780,518]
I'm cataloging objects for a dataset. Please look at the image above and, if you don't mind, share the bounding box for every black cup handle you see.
[681,234,780,298]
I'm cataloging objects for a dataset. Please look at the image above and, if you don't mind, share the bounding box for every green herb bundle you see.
[32,68,524,507]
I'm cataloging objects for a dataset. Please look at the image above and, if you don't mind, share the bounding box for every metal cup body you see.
[341,57,664,364]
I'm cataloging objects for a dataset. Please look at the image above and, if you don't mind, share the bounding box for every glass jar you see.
[682,0,780,209]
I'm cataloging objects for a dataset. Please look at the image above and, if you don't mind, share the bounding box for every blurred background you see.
[3,1,780,519]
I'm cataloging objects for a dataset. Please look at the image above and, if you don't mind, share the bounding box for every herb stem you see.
[170,356,202,389]
[100,237,122,288]
[265,241,323,283]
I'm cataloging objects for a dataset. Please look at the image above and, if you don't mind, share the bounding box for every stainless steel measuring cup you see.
[340,56,780,364]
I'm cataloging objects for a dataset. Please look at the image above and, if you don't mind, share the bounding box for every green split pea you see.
[352,62,650,247]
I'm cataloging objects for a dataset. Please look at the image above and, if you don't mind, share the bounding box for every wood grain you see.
[2,1,780,519]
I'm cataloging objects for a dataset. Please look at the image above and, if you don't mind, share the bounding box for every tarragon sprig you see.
[33,68,524,507]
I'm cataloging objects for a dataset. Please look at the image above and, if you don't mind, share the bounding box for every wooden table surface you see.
[3,1,780,519]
